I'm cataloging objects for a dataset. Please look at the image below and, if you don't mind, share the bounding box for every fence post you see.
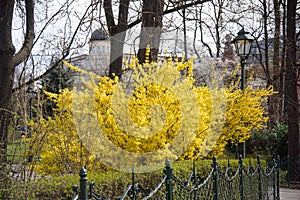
[79,167,88,200]
[131,165,136,200]
[213,156,218,200]
[239,155,244,200]
[276,156,280,200]
[272,158,277,200]
[89,182,94,199]
[257,156,262,200]
[193,161,198,200]
[165,158,173,200]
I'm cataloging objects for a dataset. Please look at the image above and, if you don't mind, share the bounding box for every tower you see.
[84,29,110,76]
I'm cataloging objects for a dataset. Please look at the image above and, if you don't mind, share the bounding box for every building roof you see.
[90,29,108,41]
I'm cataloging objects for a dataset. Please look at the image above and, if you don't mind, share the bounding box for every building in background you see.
[68,29,110,88]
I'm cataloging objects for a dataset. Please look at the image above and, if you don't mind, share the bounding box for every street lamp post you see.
[232,28,254,158]
[27,86,34,120]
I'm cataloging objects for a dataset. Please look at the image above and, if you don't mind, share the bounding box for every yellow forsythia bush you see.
[28,57,273,174]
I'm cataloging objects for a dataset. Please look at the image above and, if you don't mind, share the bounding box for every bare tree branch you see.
[13,0,35,66]
[12,1,96,92]
[128,0,212,29]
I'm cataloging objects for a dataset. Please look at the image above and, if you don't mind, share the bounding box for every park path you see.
[280,188,300,200]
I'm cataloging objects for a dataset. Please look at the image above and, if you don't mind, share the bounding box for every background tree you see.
[251,0,285,126]
[137,0,163,63]
[0,0,34,167]
[40,64,74,118]
[285,0,299,182]
[0,1,100,198]
[104,0,130,79]
[0,0,34,198]
[103,0,213,79]
[268,0,284,126]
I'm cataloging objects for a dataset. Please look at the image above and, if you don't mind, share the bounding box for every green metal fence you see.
[72,156,280,200]
[279,156,300,187]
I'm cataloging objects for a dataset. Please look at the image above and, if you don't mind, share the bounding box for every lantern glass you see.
[232,28,253,59]
[236,39,252,58]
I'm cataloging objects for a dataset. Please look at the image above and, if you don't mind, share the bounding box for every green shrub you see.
[266,123,288,158]
[248,123,288,158]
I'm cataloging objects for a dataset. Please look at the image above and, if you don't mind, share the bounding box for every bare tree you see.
[0,1,100,198]
[232,0,286,126]
[102,0,212,78]
[0,0,34,198]
[104,0,130,79]
[196,0,230,58]
[285,0,299,182]
[137,0,163,63]
[0,0,34,162]
[13,1,99,91]
[268,0,284,125]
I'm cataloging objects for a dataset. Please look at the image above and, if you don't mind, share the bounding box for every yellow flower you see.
[28,56,274,174]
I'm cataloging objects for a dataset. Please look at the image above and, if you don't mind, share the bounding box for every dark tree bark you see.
[104,0,130,79]
[103,0,211,77]
[137,0,163,64]
[285,0,299,182]
[183,3,188,60]
[0,0,15,167]
[212,0,223,58]
[268,0,284,126]
[0,0,34,161]
[0,0,34,197]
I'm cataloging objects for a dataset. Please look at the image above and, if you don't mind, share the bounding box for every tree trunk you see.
[0,0,34,197]
[183,3,188,60]
[281,0,287,123]
[104,0,210,75]
[109,25,128,79]
[0,0,15,166]
[268,0,284,126]
[0,1,18,199]
[104,0,130,79]
[137,0,163,64]
[285,0,299,182]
